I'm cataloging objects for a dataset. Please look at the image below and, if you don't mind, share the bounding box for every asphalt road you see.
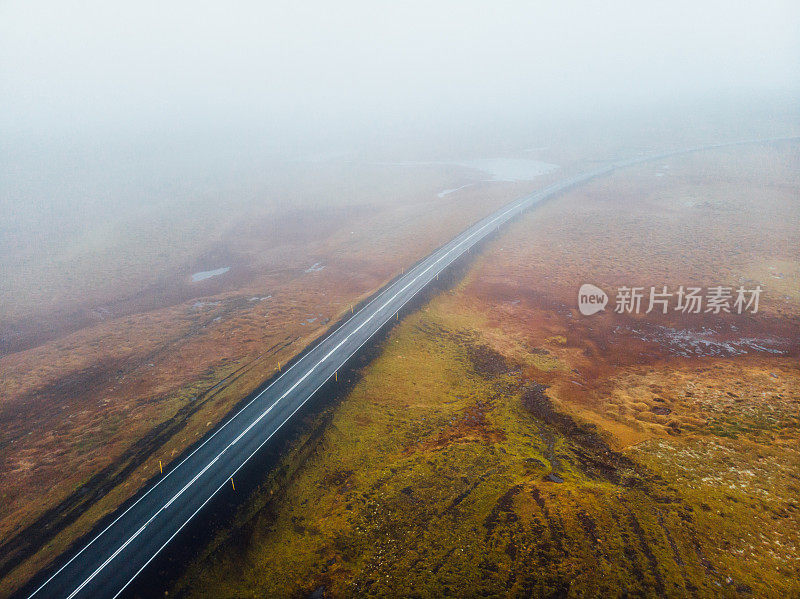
[26,137,798,598]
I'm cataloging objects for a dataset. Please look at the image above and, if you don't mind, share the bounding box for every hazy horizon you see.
[2,0,799,143]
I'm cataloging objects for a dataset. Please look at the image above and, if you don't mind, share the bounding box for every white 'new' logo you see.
[578,284,608,316]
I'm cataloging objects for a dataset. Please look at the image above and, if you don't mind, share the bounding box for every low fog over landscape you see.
[3,0,798,350]
[1,1,799,598]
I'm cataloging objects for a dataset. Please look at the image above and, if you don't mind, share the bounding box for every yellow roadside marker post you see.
[231,478,235,491]
[335,371,338,382]
[351,304,354,314]
[159,460,163,475]
[278,362,281,372]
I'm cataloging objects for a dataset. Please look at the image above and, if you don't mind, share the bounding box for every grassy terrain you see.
[170,144,800,598]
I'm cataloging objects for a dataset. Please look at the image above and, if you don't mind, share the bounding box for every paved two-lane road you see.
[26,137,797,598]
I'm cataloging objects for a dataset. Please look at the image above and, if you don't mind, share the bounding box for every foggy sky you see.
[2,0,799,141]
